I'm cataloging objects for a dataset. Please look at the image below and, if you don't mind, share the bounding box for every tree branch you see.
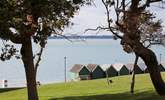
[130,0,140,10]
[102,0,123,39]
[84,26,110,33]
[9,34,23,44]
[34,47,43,76]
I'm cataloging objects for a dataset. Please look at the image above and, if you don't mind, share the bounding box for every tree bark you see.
[122,35,165,95]
[120,0,165,94]
[130,55,139,94]
[135,43,165,95]
[21,37,39,100]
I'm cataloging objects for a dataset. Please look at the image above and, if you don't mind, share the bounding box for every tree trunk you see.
[130,71,135,94]
[130,55,139,94]
[120,2,165,94]
[21,37,39,100]
[135,43,165,95]
[122,35,165,95]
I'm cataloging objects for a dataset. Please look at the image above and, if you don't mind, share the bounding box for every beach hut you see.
[112,63,129,76]
[138,63,147,73]
[111,63,123,76]
[101,64,118,77]
[120,65,129,75]
[87,64,105,79]
[70,64,90,80]
[125,63,134,74]
[125,63,143,74]
[108,65,118,77]
[100,64,111,72]
[159,63,165,72]
[139,63,165,73]
[100,64,113,77]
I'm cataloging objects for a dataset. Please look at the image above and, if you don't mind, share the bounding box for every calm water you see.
[0,39,165,87]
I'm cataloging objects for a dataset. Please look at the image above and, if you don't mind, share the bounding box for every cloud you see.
[64,1,165,35]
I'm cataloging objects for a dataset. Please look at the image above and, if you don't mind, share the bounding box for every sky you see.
[64,0,165,35]
[63,0,109,35]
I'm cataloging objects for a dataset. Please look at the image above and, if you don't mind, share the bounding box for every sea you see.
[0,38,165,87]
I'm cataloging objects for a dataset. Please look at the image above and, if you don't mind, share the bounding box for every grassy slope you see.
[0,73,165,100]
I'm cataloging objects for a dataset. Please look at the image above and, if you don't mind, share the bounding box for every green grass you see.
[1,73,165,100]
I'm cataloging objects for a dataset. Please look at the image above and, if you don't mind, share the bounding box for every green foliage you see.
[0,0,88,61]
[139,12,162,34]
[0,43,19,61]
[0,0,85,40]
[137,12,163,44]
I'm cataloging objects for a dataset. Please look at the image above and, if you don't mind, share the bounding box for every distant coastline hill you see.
[48,35,114,39]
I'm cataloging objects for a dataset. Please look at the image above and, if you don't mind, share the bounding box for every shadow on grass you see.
[0,88,24,93]
[48,91,165,100]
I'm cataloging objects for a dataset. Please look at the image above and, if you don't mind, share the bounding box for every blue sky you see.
[64,1,165,35]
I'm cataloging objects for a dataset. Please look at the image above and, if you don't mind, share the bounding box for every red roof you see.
[87,64,98,72]
[125,63,140,71]
[70,64,84,73]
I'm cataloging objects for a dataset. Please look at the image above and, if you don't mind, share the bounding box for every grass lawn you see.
[0,73,165,100]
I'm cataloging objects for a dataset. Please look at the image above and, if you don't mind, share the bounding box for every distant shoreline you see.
[48,35,115,39]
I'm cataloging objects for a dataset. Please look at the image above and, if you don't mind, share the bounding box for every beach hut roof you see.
[160,63,165,68]
[87,64,99,72]
[70,64,85,73]
[138,63,147,71]
[100,64,111,71]
[112,63,124,71]
[125,63,134,71]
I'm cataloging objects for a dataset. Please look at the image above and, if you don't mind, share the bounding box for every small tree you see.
[0,0,90,100]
